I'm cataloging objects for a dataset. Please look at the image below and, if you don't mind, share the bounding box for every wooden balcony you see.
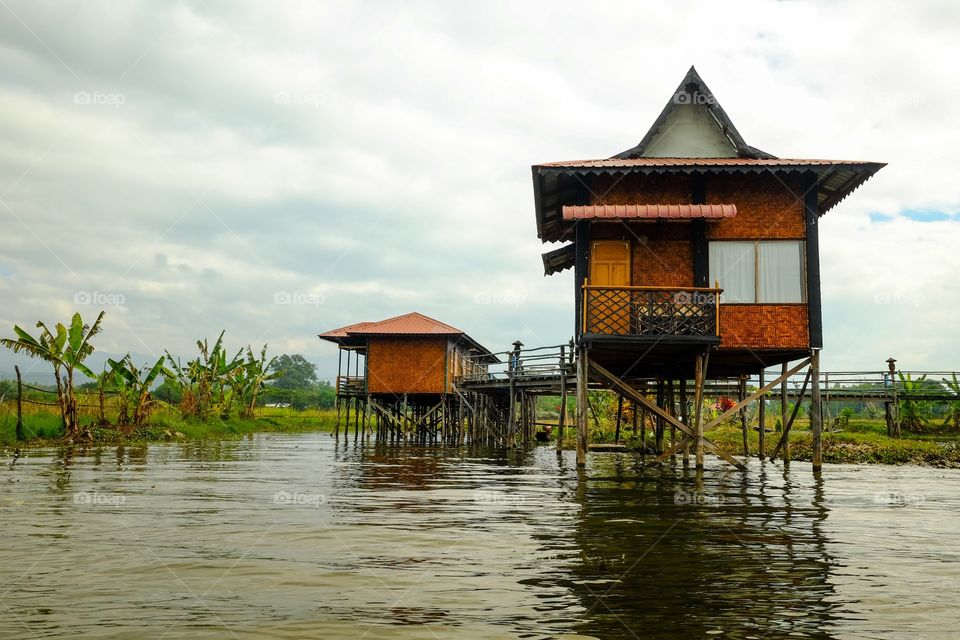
[582,286,721,341]
[336,375,366,397]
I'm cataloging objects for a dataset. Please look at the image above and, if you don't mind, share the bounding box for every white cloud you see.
[0,0,958,380]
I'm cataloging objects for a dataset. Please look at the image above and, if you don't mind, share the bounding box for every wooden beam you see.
[653,436,692,464]
[701,358,811,432]
[588,359,746,470]
[770,368,811,461]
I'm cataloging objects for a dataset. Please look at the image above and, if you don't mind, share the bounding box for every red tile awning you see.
[561,203,737,221]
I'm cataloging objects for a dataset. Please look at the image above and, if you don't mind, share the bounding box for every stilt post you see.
[576,345,588,466]
[811,350,823,472]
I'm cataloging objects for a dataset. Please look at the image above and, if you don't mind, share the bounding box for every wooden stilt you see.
[679,378,689,465]
[758,370,766,461]
[739,376,748,457]
[781,362,790,462]
[614,394,624,444]
[576,346,588,467]
[811,350,823,473]
[694,353,706,469]
[557,366,568,454]
[667,379,676,459]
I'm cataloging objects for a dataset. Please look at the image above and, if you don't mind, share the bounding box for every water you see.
[2,433,959,639]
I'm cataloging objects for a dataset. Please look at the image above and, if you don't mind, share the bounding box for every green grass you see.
[0,402,337,448]
[552,417,960,466]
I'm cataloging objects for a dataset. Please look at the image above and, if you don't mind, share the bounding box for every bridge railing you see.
[457,343,575,384]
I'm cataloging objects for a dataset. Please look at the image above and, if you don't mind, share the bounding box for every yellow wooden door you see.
[589,241,631,333]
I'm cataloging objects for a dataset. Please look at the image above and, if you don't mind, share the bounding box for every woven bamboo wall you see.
[718,305,809,349]
[366,336,448,395]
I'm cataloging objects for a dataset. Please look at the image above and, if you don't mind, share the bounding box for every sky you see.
[1,0,959,383]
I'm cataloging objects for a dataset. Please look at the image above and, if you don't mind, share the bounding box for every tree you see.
[1,311,104,438]
[153,376,183,406]
[270,354,318,389]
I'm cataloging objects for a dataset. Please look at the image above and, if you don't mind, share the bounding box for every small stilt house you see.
[532,66,884,468]
[318,312,497,443]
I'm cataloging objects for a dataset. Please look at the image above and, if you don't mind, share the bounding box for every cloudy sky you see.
[1,0,958,382]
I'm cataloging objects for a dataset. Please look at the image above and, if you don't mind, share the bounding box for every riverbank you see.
[552,418,960,467]
[0,406,337,449]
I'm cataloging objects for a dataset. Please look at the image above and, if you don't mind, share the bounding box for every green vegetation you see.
[1,311,335,447]
[545,389,960,467]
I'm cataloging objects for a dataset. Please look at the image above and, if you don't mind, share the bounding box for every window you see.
[709,241,805,303]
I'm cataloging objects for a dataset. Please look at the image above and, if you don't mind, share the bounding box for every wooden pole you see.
[758,370,766,461]
[694,353,706,469]
[15,365,24,441]
[576,346,588,466]
[811,350,823,472]
[614,394,623,444]
[739,376,748,457]
[680,378,689,465]
[557,360,568,454]
[781,362,790,462]
[667,379,676,458]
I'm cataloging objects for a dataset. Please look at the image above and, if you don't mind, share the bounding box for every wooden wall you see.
[581,172,813,353]
[366,336,448,395]
[706,173,806,240]
[719,305,809,349]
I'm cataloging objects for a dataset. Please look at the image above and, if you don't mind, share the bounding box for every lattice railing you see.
[583,286,720,337]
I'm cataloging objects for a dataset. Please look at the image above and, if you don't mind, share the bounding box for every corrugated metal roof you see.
[562,203,736,220]
[537,158,875,169]
[348,312,463,336]
[318,321,374,339]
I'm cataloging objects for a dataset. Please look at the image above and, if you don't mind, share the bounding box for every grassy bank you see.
[552,417,960,467]
[0,402,337,448]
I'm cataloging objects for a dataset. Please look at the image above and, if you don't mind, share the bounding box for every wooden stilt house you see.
[532,66,885,468]
[318,312,498,443]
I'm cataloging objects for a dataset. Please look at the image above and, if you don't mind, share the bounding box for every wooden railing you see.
[582,286,721,338]
[336,375,366,396]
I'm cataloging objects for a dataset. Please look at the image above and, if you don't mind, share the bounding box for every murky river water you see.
[2,433,959,639]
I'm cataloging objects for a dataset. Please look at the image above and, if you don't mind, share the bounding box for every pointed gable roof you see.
[613,66,775,160]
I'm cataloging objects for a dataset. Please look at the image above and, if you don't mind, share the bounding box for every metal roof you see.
[542,243,575,276]
[348,312,464,336]
[532,158,885,242]
[317,312,498,362]
[538,158,878,169]
[562,203,736,221]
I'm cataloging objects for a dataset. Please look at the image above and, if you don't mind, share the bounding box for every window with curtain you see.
[709,241,805,303]
[709,242,755,302]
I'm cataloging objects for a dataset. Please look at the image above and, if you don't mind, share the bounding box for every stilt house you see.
[534,66,884,378]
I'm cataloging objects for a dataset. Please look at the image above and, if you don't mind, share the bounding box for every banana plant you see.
[1,311,104,437]
[942,373,960,429]
[108,355,171,426]
[898,372,932,433]
[234,345,279,418]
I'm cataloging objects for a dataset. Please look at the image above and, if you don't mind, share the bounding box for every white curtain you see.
[709,242,755,303]
[758,241,804,303]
